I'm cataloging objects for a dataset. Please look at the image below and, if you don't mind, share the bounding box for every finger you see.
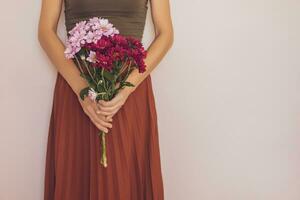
[98,103,122,113]
[95,109,111,122]
[99,119,113,129]
[86,105,113,122]
[106,115,114,120]
[90,114,112,132]
[87,106,112,128]
[97,110,114,116]
[97,113,113,122]
[94,109,112,123]
[90,117,109,133]
[93,113,113,129]
[102,115,113,122]
[99,95,122,107]
[97,106,120,116]
[95,118,112,129]
[95,113,113,128]
[105,115,113,122]
[93,102,101,113]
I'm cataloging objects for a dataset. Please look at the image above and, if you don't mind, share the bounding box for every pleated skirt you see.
[44,73,164,200]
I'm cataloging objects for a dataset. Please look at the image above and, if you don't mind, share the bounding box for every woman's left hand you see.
[97,89,132,120]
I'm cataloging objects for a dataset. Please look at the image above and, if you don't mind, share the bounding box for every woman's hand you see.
[78,97,113,133]
[97,88,132,119]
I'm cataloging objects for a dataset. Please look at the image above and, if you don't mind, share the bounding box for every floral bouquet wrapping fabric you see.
[64,17,147,167]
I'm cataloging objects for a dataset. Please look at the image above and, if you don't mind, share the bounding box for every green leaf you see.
[122,81,135,87]
[97,82,105,92]
[111,82,116,92]
[112,61,121,74]
[79,87,90,100]
[78,49,86,57]
[102,70,115,82]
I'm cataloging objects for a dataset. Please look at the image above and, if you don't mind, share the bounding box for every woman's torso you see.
[64,0,149,39]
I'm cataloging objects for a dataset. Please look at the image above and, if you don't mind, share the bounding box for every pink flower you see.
[64,41,80,59]
[68,21,88,35]
[88,88,97,101]
[65,17,120,59]
[86,51,97,63]
[85,31,95,43]
[64,46,74,59]
[87,17,118,37]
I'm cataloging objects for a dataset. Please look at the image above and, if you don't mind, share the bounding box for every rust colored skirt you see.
[44,73,164,200]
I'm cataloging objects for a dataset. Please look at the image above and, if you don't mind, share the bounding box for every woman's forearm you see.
[123,31,174,95]
[38,28,172,99]
[38,28,87,96]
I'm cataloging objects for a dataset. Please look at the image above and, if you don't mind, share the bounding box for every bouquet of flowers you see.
[64,17,147,167]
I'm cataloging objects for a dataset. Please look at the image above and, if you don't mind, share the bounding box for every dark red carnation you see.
[112,35,128,47]
[95,53,113,71]
[84,34,146,73]
[96,36,112,50]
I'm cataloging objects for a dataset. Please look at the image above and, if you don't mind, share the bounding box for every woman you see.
[38,0,173,199]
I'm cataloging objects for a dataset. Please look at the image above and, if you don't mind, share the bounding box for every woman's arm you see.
[38,0,112,133]
[38,0,88,95]
[125,0,174,90]
[98,0,174,117]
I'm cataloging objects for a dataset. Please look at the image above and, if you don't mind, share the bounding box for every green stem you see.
[115,62,133,92]
[99,131,107,167]
[101,68,108,93]
[82,59,97,85]
[124,62,132,81]
[117,58,129,76]
[74,55,84,74]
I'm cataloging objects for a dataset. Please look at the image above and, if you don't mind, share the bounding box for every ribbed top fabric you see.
[64,0,148,39]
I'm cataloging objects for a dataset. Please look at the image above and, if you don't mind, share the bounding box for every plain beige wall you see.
[1,0,300,199]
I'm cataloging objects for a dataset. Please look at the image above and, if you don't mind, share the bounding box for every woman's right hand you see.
[78,97,112,133]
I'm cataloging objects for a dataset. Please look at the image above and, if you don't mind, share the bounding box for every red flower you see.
[95,36,112,50]
[84,34,147,73]
[112,35,128,47]
[95,53,113,71]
